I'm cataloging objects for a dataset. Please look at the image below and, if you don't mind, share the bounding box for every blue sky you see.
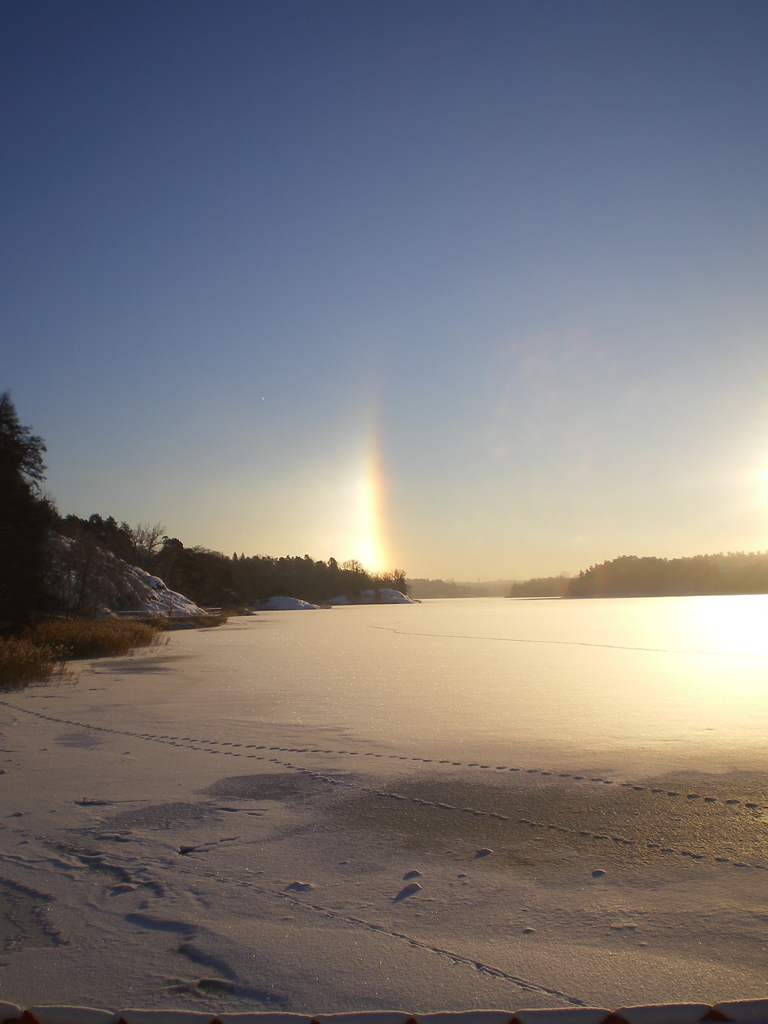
[2,0,766,578]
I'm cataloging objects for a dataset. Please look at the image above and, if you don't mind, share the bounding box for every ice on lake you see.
[1,596,766,1011]
[110,593,767,771]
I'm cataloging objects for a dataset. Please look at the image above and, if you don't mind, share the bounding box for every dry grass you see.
[0,618,164,691]
[31,618,163,659]
[0,635,67,690]
[0,611,232,691]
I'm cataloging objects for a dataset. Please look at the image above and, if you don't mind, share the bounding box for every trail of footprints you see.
[282,765,766,872]
[239,876,585,1006]
[1,699,765,872]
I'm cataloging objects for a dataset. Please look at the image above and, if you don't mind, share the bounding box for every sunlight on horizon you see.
[348,442,390,573]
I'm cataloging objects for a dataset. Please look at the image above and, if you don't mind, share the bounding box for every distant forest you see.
[407,578,516,599]
[59,513,408,608]
[508,553,768,599]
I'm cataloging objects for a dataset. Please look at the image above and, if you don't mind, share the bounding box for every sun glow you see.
[758,461,768,503]
[349,441,390,573]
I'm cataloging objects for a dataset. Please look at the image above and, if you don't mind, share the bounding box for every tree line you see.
[59,513,407,608]
[407,578,515,599]
[508,553,768,599]
[1,391,407,624]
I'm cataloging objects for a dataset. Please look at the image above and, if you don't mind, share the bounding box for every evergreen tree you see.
[0,392,55,626]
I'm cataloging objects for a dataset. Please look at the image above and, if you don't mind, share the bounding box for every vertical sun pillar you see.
[351,438,390,573]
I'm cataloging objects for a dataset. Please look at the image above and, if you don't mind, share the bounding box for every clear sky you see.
[2,1,766,580]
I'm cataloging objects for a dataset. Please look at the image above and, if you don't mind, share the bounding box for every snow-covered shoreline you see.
[47,534,412,617]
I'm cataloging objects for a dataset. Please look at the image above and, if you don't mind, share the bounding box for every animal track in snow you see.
[2,698,764,872]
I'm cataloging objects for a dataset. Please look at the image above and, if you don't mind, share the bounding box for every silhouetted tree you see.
[60,513,136,563]
[0,392,56,626]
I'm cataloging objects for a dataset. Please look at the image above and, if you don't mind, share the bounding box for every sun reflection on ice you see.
[687,592,768,659]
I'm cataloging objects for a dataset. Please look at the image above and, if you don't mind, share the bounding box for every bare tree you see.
[342,558,364,574]
[131,522,166,568]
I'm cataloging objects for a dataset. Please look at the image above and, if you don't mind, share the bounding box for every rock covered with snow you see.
[258,589,412,608]
[124,565,206,618]
[325,588,412,605]
[259,596,320,610]
[377,587,412,603]
[47,533,206,618]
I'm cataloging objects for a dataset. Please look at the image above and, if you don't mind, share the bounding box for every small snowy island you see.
[257,588,413,610]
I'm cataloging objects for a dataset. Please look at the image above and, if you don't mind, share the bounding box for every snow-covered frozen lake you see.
[190,594,768,772]
[1,596,766,1011]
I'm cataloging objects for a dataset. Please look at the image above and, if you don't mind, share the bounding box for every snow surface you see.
[0,599,766,1012]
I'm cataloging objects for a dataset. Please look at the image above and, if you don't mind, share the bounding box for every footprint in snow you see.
[394,882,422,902]
[592,869,606,878]
[109,883,136,896]
[403,869,422,879]
[284,881,314,893]
[474,848,492,858]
